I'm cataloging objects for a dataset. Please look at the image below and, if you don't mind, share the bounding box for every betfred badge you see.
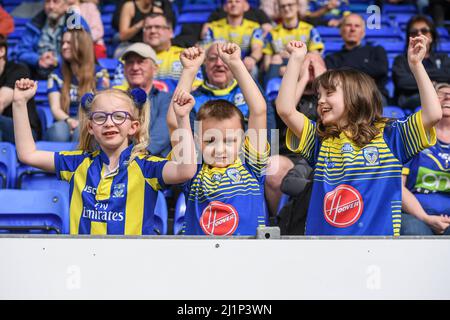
[200,201,239,236]
[323,184,363,228]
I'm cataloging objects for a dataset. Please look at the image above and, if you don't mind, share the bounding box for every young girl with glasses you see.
[12,79,197,235]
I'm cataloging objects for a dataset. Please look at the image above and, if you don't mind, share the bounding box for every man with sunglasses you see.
[115,42,172,158]
[393,15,450,110]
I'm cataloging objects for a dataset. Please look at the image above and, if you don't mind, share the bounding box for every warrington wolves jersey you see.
[204,18,264,58]
[263,21,324,56]
[183,138,269,236]
[55,145,167,235]
[153,45,203,92]
[404,140,450,215]
[286,111,436,235]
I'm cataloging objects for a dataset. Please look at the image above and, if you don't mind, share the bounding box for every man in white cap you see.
[116,42,172,157]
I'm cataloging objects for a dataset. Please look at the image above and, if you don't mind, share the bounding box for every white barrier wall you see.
[0,235,449,299]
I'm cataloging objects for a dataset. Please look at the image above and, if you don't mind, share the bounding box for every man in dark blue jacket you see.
[15,0,88,79]
[324,13,389,105]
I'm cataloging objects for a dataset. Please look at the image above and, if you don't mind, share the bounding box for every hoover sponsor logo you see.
[324,184,364,228]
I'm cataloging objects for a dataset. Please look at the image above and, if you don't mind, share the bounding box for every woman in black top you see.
[393,15,450,110]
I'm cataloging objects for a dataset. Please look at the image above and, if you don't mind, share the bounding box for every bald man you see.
[324,13,389,105]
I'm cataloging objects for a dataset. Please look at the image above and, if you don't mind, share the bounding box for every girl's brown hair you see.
[313,68,387,147]
[196,99,245,129]
[78,89,150,162]
[61,29,97,114]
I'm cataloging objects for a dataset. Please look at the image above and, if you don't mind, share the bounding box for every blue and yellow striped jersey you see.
[183,138,269,236]
[263,21,324,55]
[204,18,264,58]
[55,145,168,235]
[403,140,450,215]
[154,45,203,91]
[286,111,436,236]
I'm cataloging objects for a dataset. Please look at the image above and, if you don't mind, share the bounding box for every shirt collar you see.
[99,144,134,166]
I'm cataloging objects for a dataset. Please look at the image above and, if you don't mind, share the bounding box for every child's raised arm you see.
[408,35,442,129]
[217,42,267,154]
[163,90,197,184]
[166,47,205,137]
[12,79,55,172]
[276,40,308,139]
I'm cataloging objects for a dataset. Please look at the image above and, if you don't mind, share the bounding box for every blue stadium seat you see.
[324,41,343,54]
[35,80,48,104]
[180,3,218,12]
[437,27,450,41]
[98,58,120,74]
[178,12,210,24]
[174,193,186,235]
[0,189,69,234]
[383,4,417,14]
[316,26,341,41]
[101,4,116,14]
[386,80,395,99]
[277,193,290,215]
[36,105,54,130]
[16,141,76,191]
[365,27,403,41]
[265,77,281,102]
[374,41,404,53]
[154,190,168,235]
[0,142,17,189]
[383,106,406,119]
[437,42,450,54]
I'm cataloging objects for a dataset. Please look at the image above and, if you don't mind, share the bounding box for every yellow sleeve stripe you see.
[60,150,84,156]
[413,110,437,149]
[402,167,410,176]
[286,115,315,161]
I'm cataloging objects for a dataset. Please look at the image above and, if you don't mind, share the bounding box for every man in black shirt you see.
[324,13,389,105]
[0,35,41,143]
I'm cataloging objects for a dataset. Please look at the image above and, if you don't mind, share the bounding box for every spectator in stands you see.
[67,0,107,59]
[203,0,265,75]
[325,13,389,105]
[266,52,326,216]
[263,0,324,84]
[401,82,450,235]
[142,13,203,92]
[304,0,351,27]
[0,35,41,142]
[172,42,275,134]
[15,0,91,80]
[0,5,14,36]
[393,15,450,110]
[116,42,172,157]
[206,0,272,35]
[115,0,163,57]
[429,0,450,27]
[45,28,109,142]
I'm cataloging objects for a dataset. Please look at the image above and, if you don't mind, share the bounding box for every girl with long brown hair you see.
[45,27,109,142]
[276,39,441,236]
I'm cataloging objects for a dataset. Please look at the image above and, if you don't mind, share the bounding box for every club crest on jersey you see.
[172,61,182,73]
[363,146,380,166]
[234,93,245,106]
[200,201,239,236]
[226,168,241,184]
[341,143,354,153]
[323,184,364,228]
[212,173,222,182]
[112,183,125,198]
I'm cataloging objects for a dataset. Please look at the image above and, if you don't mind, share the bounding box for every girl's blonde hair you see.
[313,69,388,147]
[78,89,150,162]
[61,28,96,114]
